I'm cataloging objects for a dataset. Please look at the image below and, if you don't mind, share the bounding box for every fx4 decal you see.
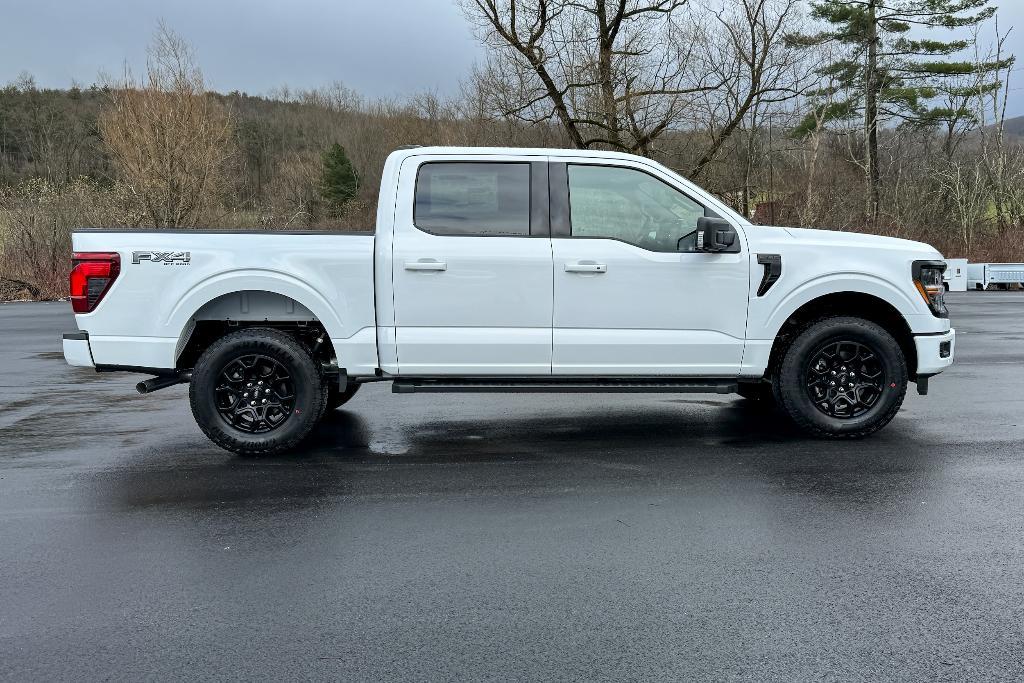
[132,251,191,266]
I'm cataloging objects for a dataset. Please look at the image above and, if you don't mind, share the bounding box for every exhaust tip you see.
[136,372,190,395]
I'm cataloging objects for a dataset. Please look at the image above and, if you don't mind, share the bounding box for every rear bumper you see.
[914,329,955,376]
[62,331,95,367]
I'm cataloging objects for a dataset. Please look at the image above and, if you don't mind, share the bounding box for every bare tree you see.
[463,0,808,171]
[976,24,1024,231]
[685,0,810,178]
[0,178,137,299]
[938,161,988,255]
[98,22,235,228]
[463,0,721,154]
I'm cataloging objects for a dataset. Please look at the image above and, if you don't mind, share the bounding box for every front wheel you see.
[189,328,326,455]
[773,316,908,438]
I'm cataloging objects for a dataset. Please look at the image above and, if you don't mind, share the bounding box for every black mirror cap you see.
[695,217,739,253]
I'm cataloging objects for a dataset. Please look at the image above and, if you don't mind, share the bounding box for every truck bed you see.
[70,229,377,372]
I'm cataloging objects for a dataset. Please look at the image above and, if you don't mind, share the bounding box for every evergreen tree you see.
[790,0,1013,227]
[320,142,359,214]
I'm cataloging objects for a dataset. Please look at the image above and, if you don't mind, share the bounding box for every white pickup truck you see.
[62,146,955,454]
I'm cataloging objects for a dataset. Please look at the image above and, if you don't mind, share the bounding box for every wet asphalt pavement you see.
[1,293,1022,681]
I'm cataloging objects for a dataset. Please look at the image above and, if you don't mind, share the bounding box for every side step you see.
[393,378,738,394]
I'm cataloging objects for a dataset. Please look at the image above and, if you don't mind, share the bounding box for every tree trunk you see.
[529,54,587,149]
[864,0,881,229]
[804,126,823,225]
[595,2,623,151]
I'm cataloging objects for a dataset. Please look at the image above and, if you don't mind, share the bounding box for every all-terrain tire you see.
[772,316,908,438]
[189,328,326,455]
[327,382,361,410]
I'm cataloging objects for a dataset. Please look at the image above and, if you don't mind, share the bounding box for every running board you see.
[393,378,738,394]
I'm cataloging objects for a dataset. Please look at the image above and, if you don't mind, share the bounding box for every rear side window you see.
[414,162,531,236]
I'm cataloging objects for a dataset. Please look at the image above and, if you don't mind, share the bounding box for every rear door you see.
[549,159,749,375]
[391,155,552,375]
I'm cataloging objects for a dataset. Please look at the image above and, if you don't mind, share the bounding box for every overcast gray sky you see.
[2,0,1023,115]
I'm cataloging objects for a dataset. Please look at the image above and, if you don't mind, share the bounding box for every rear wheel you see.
[189,328,326,455]
[773,316,907,438]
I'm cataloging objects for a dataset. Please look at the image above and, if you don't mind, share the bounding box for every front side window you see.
[567,165,706,252]
[414,162,531,236]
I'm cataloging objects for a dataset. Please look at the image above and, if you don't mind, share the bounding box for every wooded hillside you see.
[2,2,1022,299]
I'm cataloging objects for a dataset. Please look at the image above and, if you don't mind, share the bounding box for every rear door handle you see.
[404,260,447,271]
[564,262,607,273]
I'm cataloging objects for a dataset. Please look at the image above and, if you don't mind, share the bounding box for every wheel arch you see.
[167,270,347,339]
[169,274,346,369]
[764,291,918,381]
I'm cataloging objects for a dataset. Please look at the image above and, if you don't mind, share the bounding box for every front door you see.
[392,156,553,375]
[550,160,749,375]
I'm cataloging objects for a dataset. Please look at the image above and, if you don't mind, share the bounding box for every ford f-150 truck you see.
[62,146,955,454]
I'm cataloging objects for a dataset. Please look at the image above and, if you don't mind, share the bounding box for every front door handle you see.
[564,262,607,273]
[404,259,447,271]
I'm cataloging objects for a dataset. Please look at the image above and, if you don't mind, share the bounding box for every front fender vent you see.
[756,254,782,296]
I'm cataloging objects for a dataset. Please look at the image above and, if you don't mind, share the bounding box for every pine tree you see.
[320,142,359,214]
[789,0,1012,227]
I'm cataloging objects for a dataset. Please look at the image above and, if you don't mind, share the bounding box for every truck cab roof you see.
[389,145,660,164]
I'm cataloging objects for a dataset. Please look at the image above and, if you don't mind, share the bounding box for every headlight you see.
[912,260,948,318]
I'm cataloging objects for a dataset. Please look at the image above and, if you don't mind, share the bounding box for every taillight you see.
[70,252,120,313]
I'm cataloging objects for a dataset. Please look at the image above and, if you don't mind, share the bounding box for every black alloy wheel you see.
[214,354,296,433]
[804,340,885,419]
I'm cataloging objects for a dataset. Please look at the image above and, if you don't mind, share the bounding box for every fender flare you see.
[758,272,921,340]
[166,269,348,348]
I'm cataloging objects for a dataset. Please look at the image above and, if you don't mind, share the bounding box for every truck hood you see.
[751,225,943,259]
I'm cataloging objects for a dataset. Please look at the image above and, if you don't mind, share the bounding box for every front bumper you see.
[63,331,95,367]
[914,329,955,376]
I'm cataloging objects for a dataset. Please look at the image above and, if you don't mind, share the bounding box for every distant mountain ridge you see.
[999,115,1024,137]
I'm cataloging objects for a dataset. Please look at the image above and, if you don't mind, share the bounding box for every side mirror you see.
[695,217,737,253]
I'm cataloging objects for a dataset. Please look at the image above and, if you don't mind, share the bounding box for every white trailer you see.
[944,258,968,292]
[967,263,1024,290]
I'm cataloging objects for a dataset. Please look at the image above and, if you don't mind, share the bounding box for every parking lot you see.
[1,292,1022,680]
